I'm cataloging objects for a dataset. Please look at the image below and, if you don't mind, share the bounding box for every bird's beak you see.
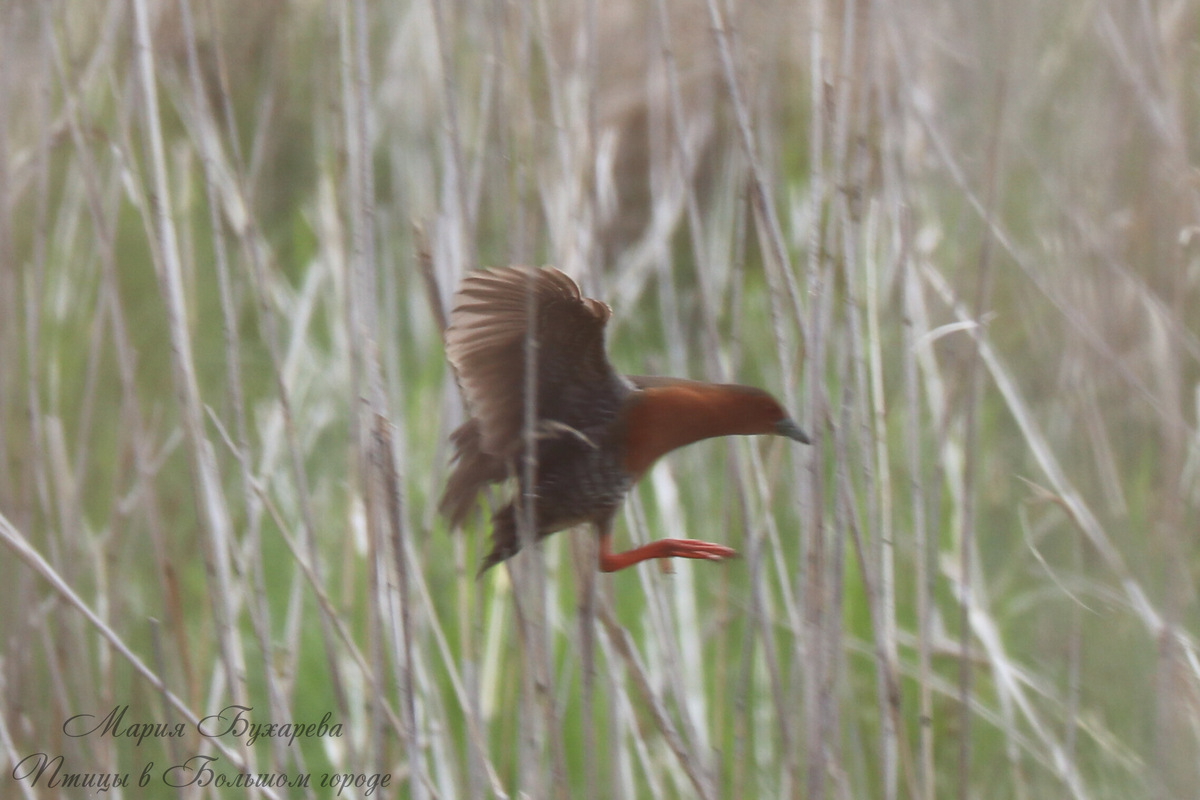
[775,417,811,444]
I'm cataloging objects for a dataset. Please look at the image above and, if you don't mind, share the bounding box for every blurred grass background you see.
[1,0,1198,798]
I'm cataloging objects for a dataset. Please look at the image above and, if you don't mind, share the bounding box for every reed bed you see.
[1,1,1198,797]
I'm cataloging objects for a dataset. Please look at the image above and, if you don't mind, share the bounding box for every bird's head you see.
[726,385,810,444]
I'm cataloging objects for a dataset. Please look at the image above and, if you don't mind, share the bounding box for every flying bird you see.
[439,266,809,574]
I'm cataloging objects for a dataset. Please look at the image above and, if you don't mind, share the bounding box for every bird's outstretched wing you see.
[444,266,621,459]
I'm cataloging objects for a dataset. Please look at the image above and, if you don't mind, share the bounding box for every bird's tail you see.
[439,418,506,529]
[477,503,521,576]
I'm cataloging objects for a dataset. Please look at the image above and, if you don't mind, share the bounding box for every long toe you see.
[668,539,738,561]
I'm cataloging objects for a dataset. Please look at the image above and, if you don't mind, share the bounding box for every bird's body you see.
[440,266,809,574]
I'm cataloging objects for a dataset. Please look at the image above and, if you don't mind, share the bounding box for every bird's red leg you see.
[597,529,738,573]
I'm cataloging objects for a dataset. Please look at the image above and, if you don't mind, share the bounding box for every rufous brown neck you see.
[618,381,787,478]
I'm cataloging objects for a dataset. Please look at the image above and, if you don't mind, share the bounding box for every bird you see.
[439,266,810,575]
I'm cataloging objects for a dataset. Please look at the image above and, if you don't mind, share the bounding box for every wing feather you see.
[445,266,619,458]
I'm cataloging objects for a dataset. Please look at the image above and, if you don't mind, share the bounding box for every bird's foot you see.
[598,537,739,572]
